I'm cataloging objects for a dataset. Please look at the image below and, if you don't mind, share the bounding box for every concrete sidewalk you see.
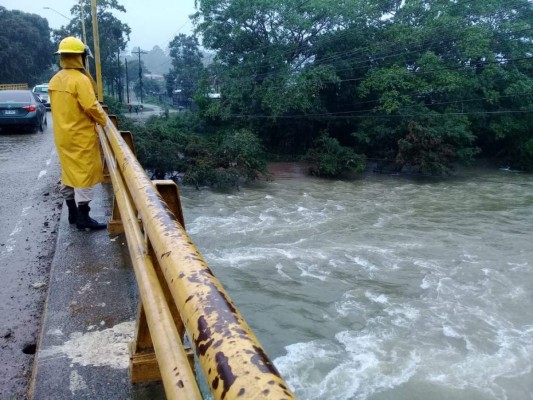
[30,183,165,399]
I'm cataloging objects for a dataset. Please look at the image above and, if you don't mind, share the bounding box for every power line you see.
[213,55,533,112]
[206,0,531,86]
[210,0,531,75]
[228,109,533,120]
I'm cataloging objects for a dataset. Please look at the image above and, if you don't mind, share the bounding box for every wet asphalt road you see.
[0,115,62,399]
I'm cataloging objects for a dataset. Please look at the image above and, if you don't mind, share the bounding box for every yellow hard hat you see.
[55,36,86,54]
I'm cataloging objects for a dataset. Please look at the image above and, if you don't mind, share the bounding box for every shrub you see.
[305,133,366,177]
[396,120,478,175]
[133,112,268,187]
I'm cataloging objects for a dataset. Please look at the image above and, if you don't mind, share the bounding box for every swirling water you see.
[180,167,533,400]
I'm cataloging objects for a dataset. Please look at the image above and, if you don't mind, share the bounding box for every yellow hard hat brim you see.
[54,50,86,55]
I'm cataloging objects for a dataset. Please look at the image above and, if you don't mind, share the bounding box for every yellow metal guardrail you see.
[97,112,296,400]
[0,83,28,90]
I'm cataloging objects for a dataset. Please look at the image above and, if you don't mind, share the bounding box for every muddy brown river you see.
[181,165,533,400]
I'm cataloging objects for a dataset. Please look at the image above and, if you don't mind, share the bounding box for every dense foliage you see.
[306,133,366,177]
[113,106,269,188]
[193,0,533,173]
[105,91,269,187]
[0,7,55,85]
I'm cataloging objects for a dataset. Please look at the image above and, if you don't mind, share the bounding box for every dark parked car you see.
[0,90,47,133]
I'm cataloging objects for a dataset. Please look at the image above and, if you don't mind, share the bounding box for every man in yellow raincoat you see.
[49,36,108,231]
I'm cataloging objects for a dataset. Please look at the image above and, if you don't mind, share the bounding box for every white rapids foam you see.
[181,170,533,399]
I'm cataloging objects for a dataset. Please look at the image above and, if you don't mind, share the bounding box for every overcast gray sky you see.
[1,0,197,52]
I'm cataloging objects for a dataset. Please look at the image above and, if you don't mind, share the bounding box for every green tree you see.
[0,7,55,85]
[192,0,533,172]
[318,0,532,172]
[194,0,345,148]
[391,0,533,170]
[165,34,204,102]
[53,0,131,99]
[305,132,366,177]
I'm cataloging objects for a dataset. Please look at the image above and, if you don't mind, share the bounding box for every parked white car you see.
[32,84,50,109]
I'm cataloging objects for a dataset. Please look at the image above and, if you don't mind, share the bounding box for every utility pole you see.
[125,58,130,104]
[91,0,103,101]
[117,48,123,103]
[131,47,147,104]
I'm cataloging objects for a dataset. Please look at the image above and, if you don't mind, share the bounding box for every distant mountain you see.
[126,46,171,76]
[125,46,216,76]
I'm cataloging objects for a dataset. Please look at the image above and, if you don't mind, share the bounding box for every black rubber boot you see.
[76,203,107,231]
[65,199,78,224]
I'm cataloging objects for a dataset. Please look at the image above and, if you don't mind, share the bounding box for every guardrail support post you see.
[130,180,194,383]
[130,304,161,383]
[119,131,136,156]
[109,115,119,129]
[152,180,185,228]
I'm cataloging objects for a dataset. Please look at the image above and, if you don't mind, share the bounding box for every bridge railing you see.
[97,112,296,400]
[0,83,29,90]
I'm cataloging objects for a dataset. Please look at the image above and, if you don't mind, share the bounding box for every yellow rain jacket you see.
[49,54,107,188]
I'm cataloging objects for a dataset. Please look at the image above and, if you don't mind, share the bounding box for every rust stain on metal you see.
[249,345,282,376]
[215,351,237,399]
[279,383,292,395]
[104,122,296,398]
[195,316,215,356]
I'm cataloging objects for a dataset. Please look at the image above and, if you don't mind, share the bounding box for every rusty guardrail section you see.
[97,113,296,400]
[0,83,29,90]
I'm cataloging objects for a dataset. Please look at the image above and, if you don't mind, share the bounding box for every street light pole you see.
[79,0,87,45]
[44,5,87,51]
[43,6,70,21]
